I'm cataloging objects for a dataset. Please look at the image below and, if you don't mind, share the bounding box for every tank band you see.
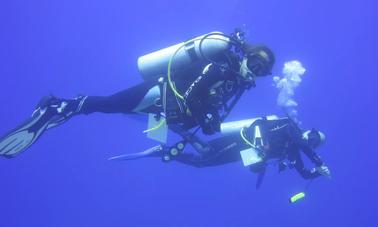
[185,41,199,62]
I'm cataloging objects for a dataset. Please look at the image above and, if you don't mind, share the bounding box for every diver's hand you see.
[316,165,331,179]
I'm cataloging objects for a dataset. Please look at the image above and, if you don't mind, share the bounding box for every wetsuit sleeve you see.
[287,120,323,162]
[183,64,226,134]
[185,64,224,100]
[289,149,321,179]
[298,139,324,167]
[288,126,324,179]
[184,63,226,114]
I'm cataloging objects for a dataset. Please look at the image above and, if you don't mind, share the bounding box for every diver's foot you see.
[34,95,87,129]
[0,95,87,158]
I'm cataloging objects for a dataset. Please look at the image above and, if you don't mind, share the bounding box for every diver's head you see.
[241,45,275,78]
[302,129,326,149]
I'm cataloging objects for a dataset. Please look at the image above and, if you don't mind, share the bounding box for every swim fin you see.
[108,145,164,161]
[249,162,267,190]
[0,95,86,158]
[255,167,266,190]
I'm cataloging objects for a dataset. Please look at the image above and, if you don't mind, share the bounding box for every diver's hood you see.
[303,129,326,148]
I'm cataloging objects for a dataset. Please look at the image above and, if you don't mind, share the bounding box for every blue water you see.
[0,0,377,226]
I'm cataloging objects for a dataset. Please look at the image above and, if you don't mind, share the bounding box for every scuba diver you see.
[0,30,275,158]
[109,116,331,189]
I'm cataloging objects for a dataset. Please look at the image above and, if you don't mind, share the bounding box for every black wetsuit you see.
[79,81,158,115]
[183,58,242,134]
[77,51,243,135]
[174,117,324,179]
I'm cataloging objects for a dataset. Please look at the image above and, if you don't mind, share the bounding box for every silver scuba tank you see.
[137,32,231,81]
[220,115,279,135]
[220,117,261,135]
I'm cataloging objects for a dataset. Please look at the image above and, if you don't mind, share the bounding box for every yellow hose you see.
[143,118,166,133]
[144,35,229,133]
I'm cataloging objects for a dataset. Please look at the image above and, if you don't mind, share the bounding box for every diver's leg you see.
[174,149,240,168]
[169,125,212,154]
[173,134,245,167]
[174,152,209,168]
[80,81,160,115]
[0,81,159,158]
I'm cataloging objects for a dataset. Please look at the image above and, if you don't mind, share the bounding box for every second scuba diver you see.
[0,30,275,158]
[109,116,331,189]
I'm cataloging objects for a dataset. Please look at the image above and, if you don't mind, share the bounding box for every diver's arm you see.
[302,144,331,178]
[291,151,322,179]
[183,64,224,134]
[184,63,224,106]
[300,141,324,167]
[184,63,230,116]
[294,156,321,179]
[282,120,331,179]
[291,142,331,179]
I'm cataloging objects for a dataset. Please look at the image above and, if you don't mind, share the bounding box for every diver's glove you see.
[199,110,221,135]
[315,165,331,178]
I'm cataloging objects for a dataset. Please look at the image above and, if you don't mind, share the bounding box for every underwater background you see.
[0,0,377,226]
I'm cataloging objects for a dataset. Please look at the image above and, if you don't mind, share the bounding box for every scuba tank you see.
[139,30,247,135]
[220,115,279,135]
[137,32,231,82]
[220,117,262,136]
